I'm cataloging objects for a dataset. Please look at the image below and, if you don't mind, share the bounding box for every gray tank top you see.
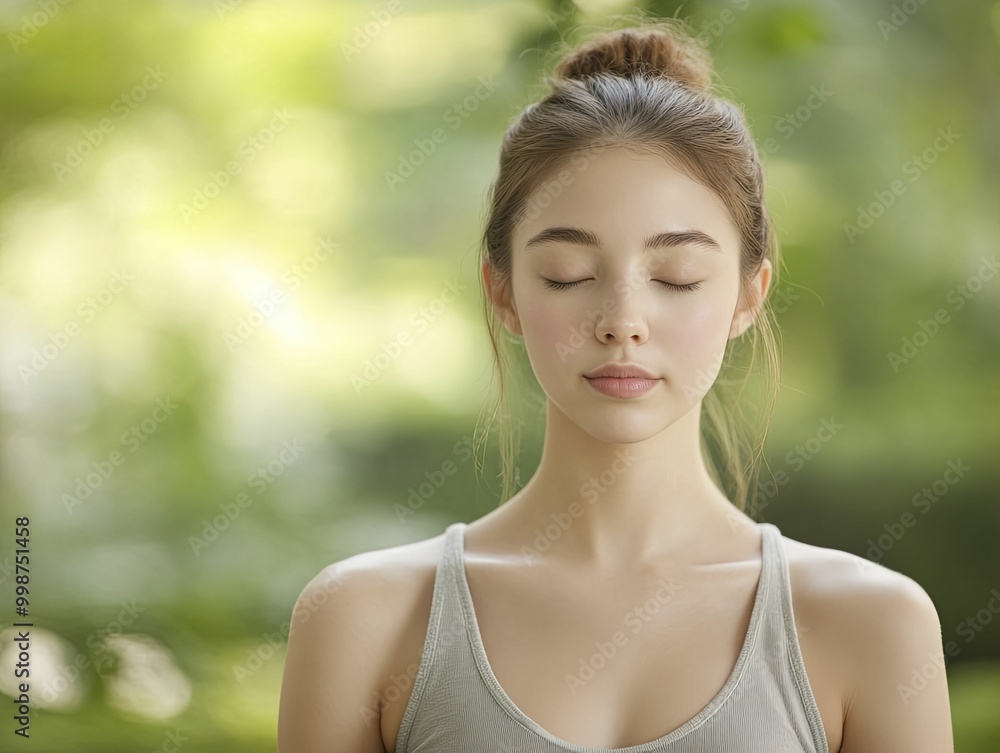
[395,521,829,753]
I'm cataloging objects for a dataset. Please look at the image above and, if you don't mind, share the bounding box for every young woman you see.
[278,20,954,753]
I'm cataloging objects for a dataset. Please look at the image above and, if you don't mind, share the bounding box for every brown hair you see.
[473,16,782,515]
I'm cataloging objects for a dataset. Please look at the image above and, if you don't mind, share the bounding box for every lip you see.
[583,362,661,398]
[584,376,659,398]
[583,362,659,380]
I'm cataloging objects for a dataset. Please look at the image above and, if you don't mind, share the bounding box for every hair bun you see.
[552,25,713,94]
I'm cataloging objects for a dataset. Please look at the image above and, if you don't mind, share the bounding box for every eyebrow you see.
[524,226,723,253]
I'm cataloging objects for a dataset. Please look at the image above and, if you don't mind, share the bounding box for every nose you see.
[594,287,649,344]
[596,316,648,344]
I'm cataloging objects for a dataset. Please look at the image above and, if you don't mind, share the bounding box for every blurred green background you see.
[0,0,998,749]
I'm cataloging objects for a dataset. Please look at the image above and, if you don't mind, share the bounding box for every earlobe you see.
[728,259,772,339]
[482,259,523,336]
[500,301,523,337]
[728,308,753,340]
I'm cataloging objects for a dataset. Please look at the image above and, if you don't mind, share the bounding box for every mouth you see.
[583,375,660,398]
[583,363,659,380]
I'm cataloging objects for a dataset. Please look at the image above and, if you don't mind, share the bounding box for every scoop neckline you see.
[452,521,775,753]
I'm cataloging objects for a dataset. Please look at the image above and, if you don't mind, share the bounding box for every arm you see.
[838,571,954,753]
[278,563,389,753]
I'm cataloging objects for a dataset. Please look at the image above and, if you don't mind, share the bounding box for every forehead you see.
[512,146,741,257]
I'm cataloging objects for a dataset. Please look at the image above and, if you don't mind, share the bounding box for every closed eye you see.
[542,278,702,292]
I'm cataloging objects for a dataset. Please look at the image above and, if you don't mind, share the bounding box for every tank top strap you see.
[755,521,829,752]
[752,522,793,647]
[394,522,472,752]
[717,520,779,682]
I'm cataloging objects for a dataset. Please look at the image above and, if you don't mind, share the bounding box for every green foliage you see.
[0,0,996,748]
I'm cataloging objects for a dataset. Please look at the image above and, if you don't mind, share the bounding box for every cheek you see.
[661,294,736,371]
[519,300,576,364]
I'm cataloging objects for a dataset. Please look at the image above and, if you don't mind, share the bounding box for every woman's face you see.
[488,146,770,443]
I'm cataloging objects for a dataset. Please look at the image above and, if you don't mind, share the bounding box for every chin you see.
[572,402,680,443]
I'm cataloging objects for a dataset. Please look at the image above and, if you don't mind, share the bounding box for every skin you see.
[277,146,954,753]
[482,144,767,567]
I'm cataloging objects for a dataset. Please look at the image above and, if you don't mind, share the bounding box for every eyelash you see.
[542,279,702,293]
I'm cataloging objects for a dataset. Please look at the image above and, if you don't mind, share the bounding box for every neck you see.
[494,398,754,568]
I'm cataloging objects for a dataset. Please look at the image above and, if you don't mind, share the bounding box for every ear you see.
[729,258,772,339]
[482,259,523,336]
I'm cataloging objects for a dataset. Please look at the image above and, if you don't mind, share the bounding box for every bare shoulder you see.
[277,529,447,753]
[779,533,940,630]
[305,530,446,600]
[289,528,448,656]
[778,532,954,753]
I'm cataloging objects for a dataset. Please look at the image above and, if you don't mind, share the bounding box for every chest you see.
[471,562,769,747]
[383,560,844,752]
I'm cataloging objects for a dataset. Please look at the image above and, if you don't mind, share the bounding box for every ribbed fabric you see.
[395,521,829,753]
